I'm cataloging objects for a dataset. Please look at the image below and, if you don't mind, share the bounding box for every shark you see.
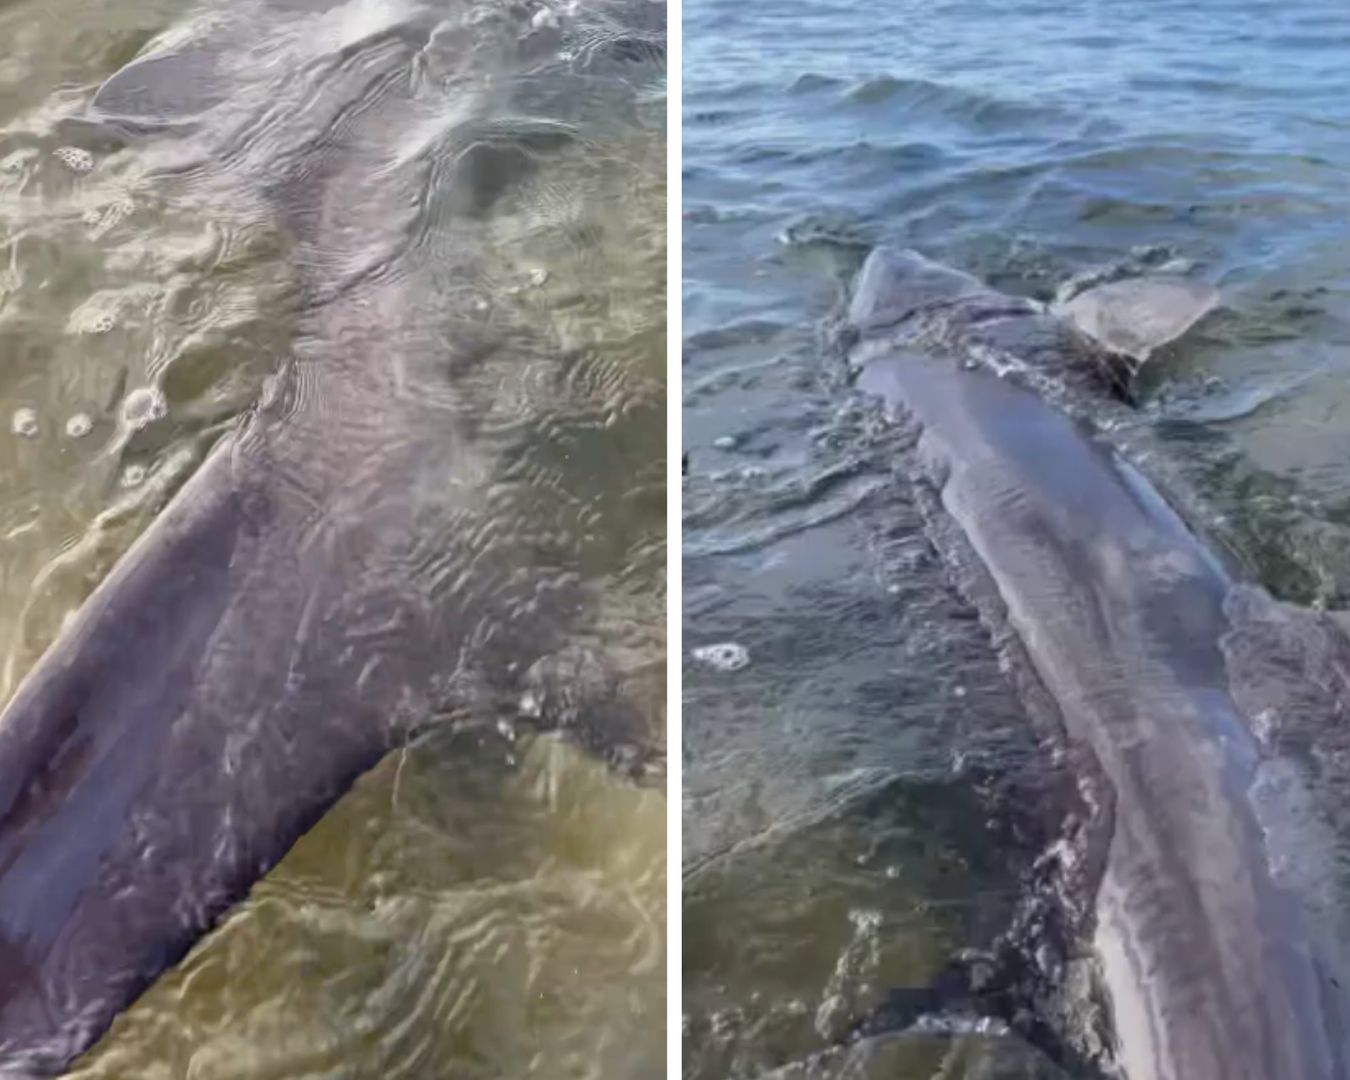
[0,0,664,1073]
[842,246,1349,1080]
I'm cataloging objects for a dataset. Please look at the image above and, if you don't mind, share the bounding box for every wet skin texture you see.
[0,0,662,1073]
[848,248,1346,1080]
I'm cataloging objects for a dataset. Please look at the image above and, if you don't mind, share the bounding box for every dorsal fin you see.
[1054,277,1219,362]
[848,247,995,334]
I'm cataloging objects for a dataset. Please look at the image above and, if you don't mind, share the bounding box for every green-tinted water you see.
[0,0,665,1074]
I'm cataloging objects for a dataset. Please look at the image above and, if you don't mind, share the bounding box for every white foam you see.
[64,414,92,439]
[691,642,750,671]
[52,147,93,174]
[10,408,38,438]
[121,387,167,430]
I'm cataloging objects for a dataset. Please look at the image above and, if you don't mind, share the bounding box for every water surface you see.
[1,0,666,1073]
[683,0,1350,1075]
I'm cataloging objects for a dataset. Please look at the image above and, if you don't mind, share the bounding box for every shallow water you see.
[683,0,1350,1075]
[0,0,665,1074]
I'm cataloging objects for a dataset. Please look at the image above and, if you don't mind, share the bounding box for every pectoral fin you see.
[1055,277,1219,363]
[89,43,229,131]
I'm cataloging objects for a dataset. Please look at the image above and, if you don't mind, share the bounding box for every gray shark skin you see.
[845,248,1347,1080]
[0,0,663,1074]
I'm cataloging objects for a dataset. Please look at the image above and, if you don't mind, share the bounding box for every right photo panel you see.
[682,1,1350,1078]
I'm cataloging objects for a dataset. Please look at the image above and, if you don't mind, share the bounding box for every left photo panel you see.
[0,0,666,1075]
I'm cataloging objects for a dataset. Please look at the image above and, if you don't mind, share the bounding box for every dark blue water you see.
[683,1,1350,1075]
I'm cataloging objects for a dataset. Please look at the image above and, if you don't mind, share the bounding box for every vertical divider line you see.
[665,0,683,1072]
